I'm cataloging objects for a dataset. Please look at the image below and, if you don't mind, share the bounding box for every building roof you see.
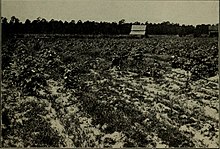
[130,25,146,35]
[209,25,218,31]
[131,25,146,31]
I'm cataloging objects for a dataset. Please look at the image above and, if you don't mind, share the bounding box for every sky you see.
[1,0,219,25]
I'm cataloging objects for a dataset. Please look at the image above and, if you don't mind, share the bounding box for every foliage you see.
[2,16,215,37]
[2,36,218,147]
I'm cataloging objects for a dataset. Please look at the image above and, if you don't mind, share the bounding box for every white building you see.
[208,25,218,37]
[130,25,147,37]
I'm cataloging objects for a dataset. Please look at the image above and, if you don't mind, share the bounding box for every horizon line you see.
[2,16,219,27]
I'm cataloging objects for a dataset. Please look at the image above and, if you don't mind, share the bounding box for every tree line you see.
[1,16,216,37]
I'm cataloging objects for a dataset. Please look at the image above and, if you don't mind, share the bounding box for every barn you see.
[208,25,218,37]
[130,25,147,38]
